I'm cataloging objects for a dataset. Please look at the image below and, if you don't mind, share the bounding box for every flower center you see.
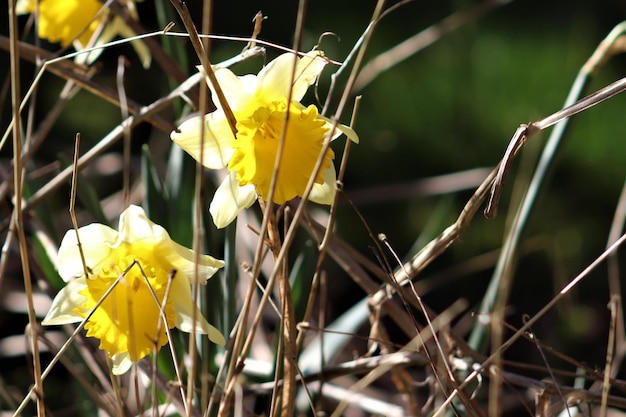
[228,102,333,204]
[75,244,176,362]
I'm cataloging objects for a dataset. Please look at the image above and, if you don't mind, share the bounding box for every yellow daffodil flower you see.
[17,0,151,68]
[171,50,359,228]
[42,205,225,375]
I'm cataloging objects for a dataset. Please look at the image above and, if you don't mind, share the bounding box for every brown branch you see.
[0,36,174,133]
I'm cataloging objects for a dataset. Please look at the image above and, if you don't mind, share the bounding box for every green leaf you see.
[141,144,168,227]
[289,239,318,323]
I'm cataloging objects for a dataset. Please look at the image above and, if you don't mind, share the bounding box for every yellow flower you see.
[42,205,225,375]
[171,50,359,228]
[16,0,151,67]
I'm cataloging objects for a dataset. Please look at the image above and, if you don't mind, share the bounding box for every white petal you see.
[73,18,118,65]
[111,353,133,375]
[310,164,337,205]
[205,66,256,112]
[292,50,327,101]
[256,53,294,102]
[156,241,224,285]
[71,14,150,68]
[73,42,101,66]
[16,0,33,14]
[238,74,261,98]
[117,205,168,245]
[57,224,118,281]
[171,113,235,169]
[118,205,224,284]
[209,173,257,229]
[169,274,226,346]
[319,114,359,143]
[42,278,88,325]
[257,50,326,103]
[111,17,151,69]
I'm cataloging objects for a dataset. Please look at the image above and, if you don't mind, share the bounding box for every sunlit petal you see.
[257,50,326,103]
[155,240,224,285]
[116,204,168,245]
[57,224,118,281]
[16,0,34,15]
[73,15,117,65]
[169,274,226,345]
[111,353,133,375]
[75,16,151,68]
[171,113,235,169]
[256,52,295,103]
[210,173,257,229]
[73,16,151,68]
[103,17,151,69]
[310,164,337,205]
[41,278,88,325]
[319,114,360,143]
[292,50,328,101]
[203,66,257,112]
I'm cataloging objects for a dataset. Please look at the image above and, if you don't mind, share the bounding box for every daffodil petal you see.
[310,164,337,205]
[156,240,224,285]
[42,278,88,325]
[111,353,133,375]
[117,206,224,284]
[108,17,151,69]
[293,50,327,101]
[73,16,119,65]
[207,66,256,112]
[16,0,33,14]
[57,224,118,280]
[256,52,296,103]
[73,40,101,66]
[257,50,326,103]
[117,204,167,244]
[169,274,226,345]
[171,113,234,169]
[209,173,257,229]
[319,114,359,143]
